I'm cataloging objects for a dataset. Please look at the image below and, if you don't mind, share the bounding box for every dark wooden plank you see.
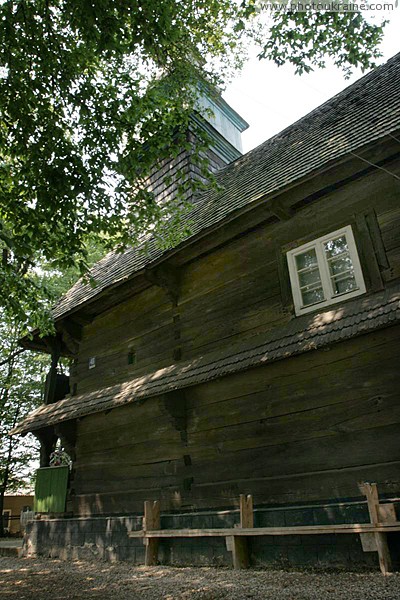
[354,213,384,292]
[186,360,399,434]
[186,393,400,456]
[180,223,276,301]
[186,325,400,410]
[188,423,400,484]
[378,206,400,252]
[181,461,400,509]
[73,459,183,484]
[384,246,400,281]
[365,209,390,270]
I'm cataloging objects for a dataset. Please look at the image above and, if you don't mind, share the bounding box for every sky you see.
[224,9,400,153]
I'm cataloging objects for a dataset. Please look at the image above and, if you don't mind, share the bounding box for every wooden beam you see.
[378,503,397,524]
[43,337,62,405]
[63,318,83,342]
[239,494,254,529]
[69,314,93,326]
[365,209,390,270]
[57,329,79,356]
[129,523,400,538]
[143,500,161,566]
[361,483,393,575]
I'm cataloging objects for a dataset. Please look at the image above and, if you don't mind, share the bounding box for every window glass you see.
[324,235,357,295]
[295,249,325,306]
[295,248,319,271]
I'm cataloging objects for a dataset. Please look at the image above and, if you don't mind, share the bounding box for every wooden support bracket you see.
[143,500,161,566]
[54,421,77,462]
[56,318,83,356]
[269,199,294,221]
[145,264,181,305]
[360,483,394,575]
[226,536,250,569]
[33,427,58,467]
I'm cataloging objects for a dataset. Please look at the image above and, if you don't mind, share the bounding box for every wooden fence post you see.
[227,494,254,569]
[240,494,254,529]
[143,500,160,566]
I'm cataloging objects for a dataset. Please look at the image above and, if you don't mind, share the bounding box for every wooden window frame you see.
[287,225,366,315]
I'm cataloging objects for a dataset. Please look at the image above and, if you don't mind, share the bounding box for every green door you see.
[34,466,69,513]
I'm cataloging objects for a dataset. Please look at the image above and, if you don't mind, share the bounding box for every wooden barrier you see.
[129,486,400,574]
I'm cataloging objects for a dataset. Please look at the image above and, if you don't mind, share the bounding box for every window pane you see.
[324,235,348,259]
[301,287,325,306]
[331,274,358,295]
[324,235,359,296]
[328,254,354,276]
[295,248,325,307]
[295,248,318,271]
[298,266,321,288]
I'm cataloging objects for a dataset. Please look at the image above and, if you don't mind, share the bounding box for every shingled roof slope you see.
[52,53,400,320]
[13,283,400,435]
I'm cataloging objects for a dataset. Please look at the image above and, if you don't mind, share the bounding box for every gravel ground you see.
[1,557,399,600]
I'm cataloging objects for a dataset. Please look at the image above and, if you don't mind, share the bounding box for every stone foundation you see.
[23,500,400,570]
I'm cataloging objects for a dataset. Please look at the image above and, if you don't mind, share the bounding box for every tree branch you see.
[0,348,25,368]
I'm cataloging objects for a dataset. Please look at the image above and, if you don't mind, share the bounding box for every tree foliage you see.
[259,11,386,77]
[0,244,105,535]
[0,0,386,329]
[0,312,47,535]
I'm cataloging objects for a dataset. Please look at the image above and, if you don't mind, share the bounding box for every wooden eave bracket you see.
[33,427,58,468]
[268,198,294,221]
[55,318,83,356]
[54,421,77,462]
[145,264,181,305]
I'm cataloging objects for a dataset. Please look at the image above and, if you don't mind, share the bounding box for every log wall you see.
[72,324,400,515]
[69,162,400,517]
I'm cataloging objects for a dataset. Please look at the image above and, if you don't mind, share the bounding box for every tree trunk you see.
[0,439,12,538]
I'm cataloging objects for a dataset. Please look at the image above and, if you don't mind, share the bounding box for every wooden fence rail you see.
[129,484,400,574]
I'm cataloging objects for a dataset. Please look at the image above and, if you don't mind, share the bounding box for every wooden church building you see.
[14,53,400,569]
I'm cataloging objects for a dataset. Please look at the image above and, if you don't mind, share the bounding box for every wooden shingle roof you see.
[13,283,400,435]
[53,53,400,321]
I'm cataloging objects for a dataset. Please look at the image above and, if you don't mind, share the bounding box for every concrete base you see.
[0,538,23,557]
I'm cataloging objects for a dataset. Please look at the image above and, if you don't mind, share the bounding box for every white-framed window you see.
[287,225,366,315]
[2,509,11,532]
